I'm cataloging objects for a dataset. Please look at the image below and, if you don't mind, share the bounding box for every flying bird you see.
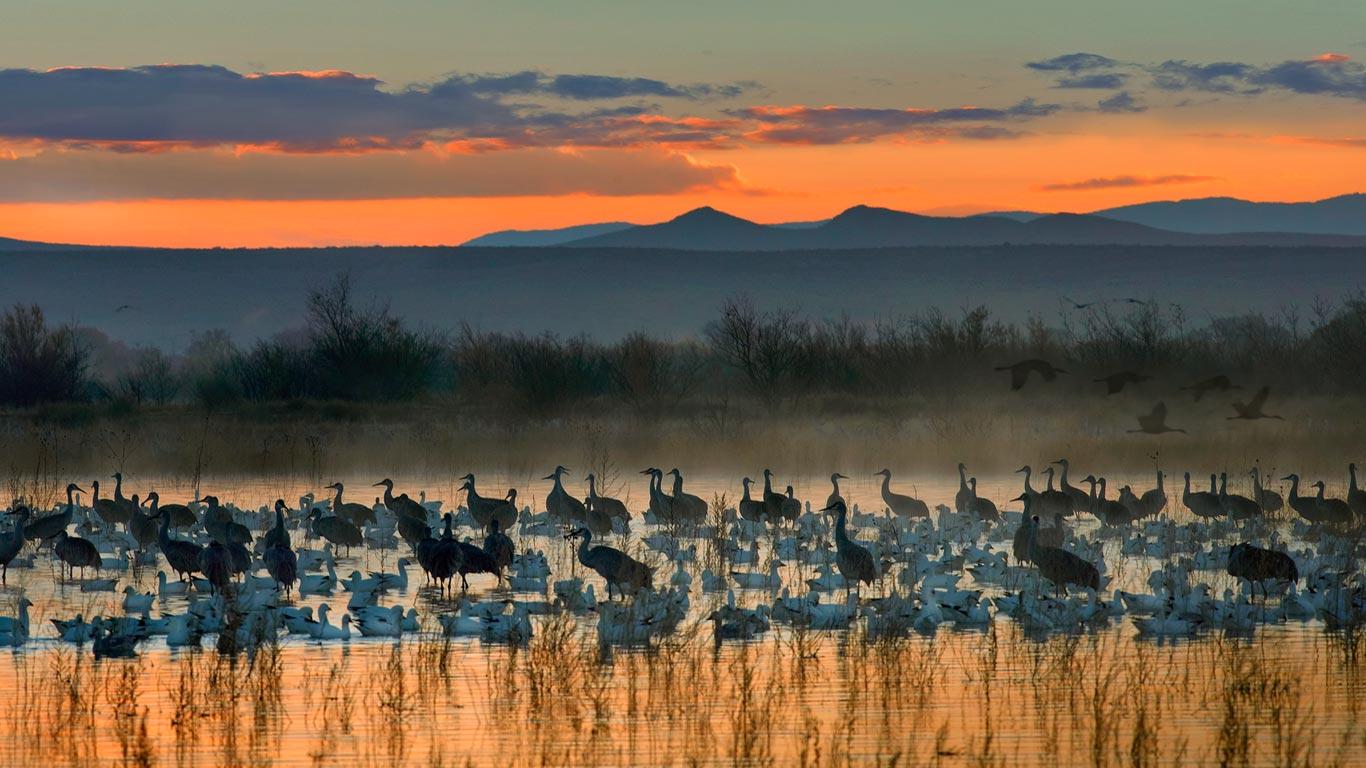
[1127,402,1186,435]
[1093,370,1150,395]
[1180,374,1240,402]
[1228,385,1283,421]
[995,359,1067,391]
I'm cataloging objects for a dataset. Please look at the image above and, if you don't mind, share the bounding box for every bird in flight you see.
[1093,371,1151,395]
[1128,402,1186,435]
[995,359,1067,391]
[1180,374,1240,402]
[115,304,135,313]
[1229,386,1283,421]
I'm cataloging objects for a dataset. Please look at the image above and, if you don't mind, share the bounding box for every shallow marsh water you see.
[0,471,1362,767]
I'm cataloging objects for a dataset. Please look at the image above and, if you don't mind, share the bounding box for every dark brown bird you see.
[1229,386,1283,421]
[1093,370,1150,395]
[1227,542,1296,598]
[995,359,1067,391]
[1181,374,1241,402]
[1127,402,1185,435]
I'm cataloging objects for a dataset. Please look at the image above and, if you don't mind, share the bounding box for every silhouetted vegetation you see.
[4,281,1366,415]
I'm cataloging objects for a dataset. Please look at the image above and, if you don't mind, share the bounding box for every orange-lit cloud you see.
[1038,174,1218,192]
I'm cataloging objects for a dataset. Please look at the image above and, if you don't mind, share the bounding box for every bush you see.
[0,304,89,407]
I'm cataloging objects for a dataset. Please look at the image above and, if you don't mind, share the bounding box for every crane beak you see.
[541,474,555,480]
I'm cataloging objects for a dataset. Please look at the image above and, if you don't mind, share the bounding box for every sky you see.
[2,0,1365,247]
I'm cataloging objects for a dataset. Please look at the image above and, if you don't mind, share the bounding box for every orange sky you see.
[2,130,1362,247]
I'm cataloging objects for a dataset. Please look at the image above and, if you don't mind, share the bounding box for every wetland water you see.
[0,471,1362,767]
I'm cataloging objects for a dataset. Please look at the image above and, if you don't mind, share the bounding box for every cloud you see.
[731,99,1060,144]
[0,146,746,201]
[1276,135,1366,148]
[1039,174,1216,191]
[1055,73,1128,89]
[1029,52,1366,101]
[0,65,518,150]
[458,71,754,100]
[1026,53,1120,73]
[1098,91,1145,113]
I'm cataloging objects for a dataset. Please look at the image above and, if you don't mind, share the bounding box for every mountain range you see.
[454,193,1366,250]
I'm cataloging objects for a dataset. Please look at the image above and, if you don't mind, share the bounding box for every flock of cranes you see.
[0,455,1363,651]
[993,360,1286,435]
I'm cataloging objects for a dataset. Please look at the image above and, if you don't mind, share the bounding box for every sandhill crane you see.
[1249,470,1283,514]
[1218,473,1261,520]
[483,517,515,580]
[262,500,291,551]
[543,466,587,526]
[820,501,876,597]
[995,359,1067,390]
[155,507,202,581]
[667,469,708,524]
[967,478,999,521]
[1281,474,1318,523]
[54,530,100,580]
[201,496,252,545]
[761,469,787,521]
[1347,464,1365,520]
[1038,467,1074,518]
[826,473,849,509]
[1128,402,1185,434]
[1053,459,1091,513]
[642,468,673,521]
[739,478,766,522]
[568,527,652,600]
[111,471,138,518]
[485,489,520,533]
[1181,374,1240,401]
[1019,506,1099,595]
[955,464,973,514]
[25,483,81,545]
[464,472,516,532]
[1,506,31,582]
[1227,542,1297,598]
[1138,470,1167,518]
[1094,370,1150,395]
[143,492,196,528]
[1182,472,1222,519]
[457,538,501,590]
[1311,482,1353,527]
[307,508,363,555]
[90,479,129,529]
[782,486,801,521]
[874,469,928,518]
[1091,477,1134,527]
[264,536,298,595]
[585,474,630,522]
[130,494,161,548]
[324,483,375,527]
[1228,386,1282,421]
[198,540,233,593]
[1017,465,1040,505]
[428,514,462,593]
[372,479,423,520]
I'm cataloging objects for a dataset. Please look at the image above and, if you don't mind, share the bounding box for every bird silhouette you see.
[1093,370,1150,395]
[1180,374,1240,402]
[1228,385,1283,421]
[1128,402,1186,434]
[995,359,1067,391]
[114,304,135,313]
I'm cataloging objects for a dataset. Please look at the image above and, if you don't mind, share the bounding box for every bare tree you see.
[704,295,808,408]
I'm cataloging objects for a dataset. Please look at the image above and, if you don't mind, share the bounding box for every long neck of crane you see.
[383,484,396,507]
[587,476,597,499]
[958,466,968,491]
[880,473,891,497]
[275,507,286,533]
[1219,475,1227,497]
[1183,475,1192,498]
[577,531,592,564]
[1351,466,1359,493]
[333,486,344,506]
[672,474,683,494]
[1098,478,1107,500]
[742,480,752,501]
[834,507,849,545]
[1059,463,1070,488]
[831,476,840,497]
[763,473,773,496]
[1022,469,1033,494]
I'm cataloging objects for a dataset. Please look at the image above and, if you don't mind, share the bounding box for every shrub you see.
[0,304,89,407]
